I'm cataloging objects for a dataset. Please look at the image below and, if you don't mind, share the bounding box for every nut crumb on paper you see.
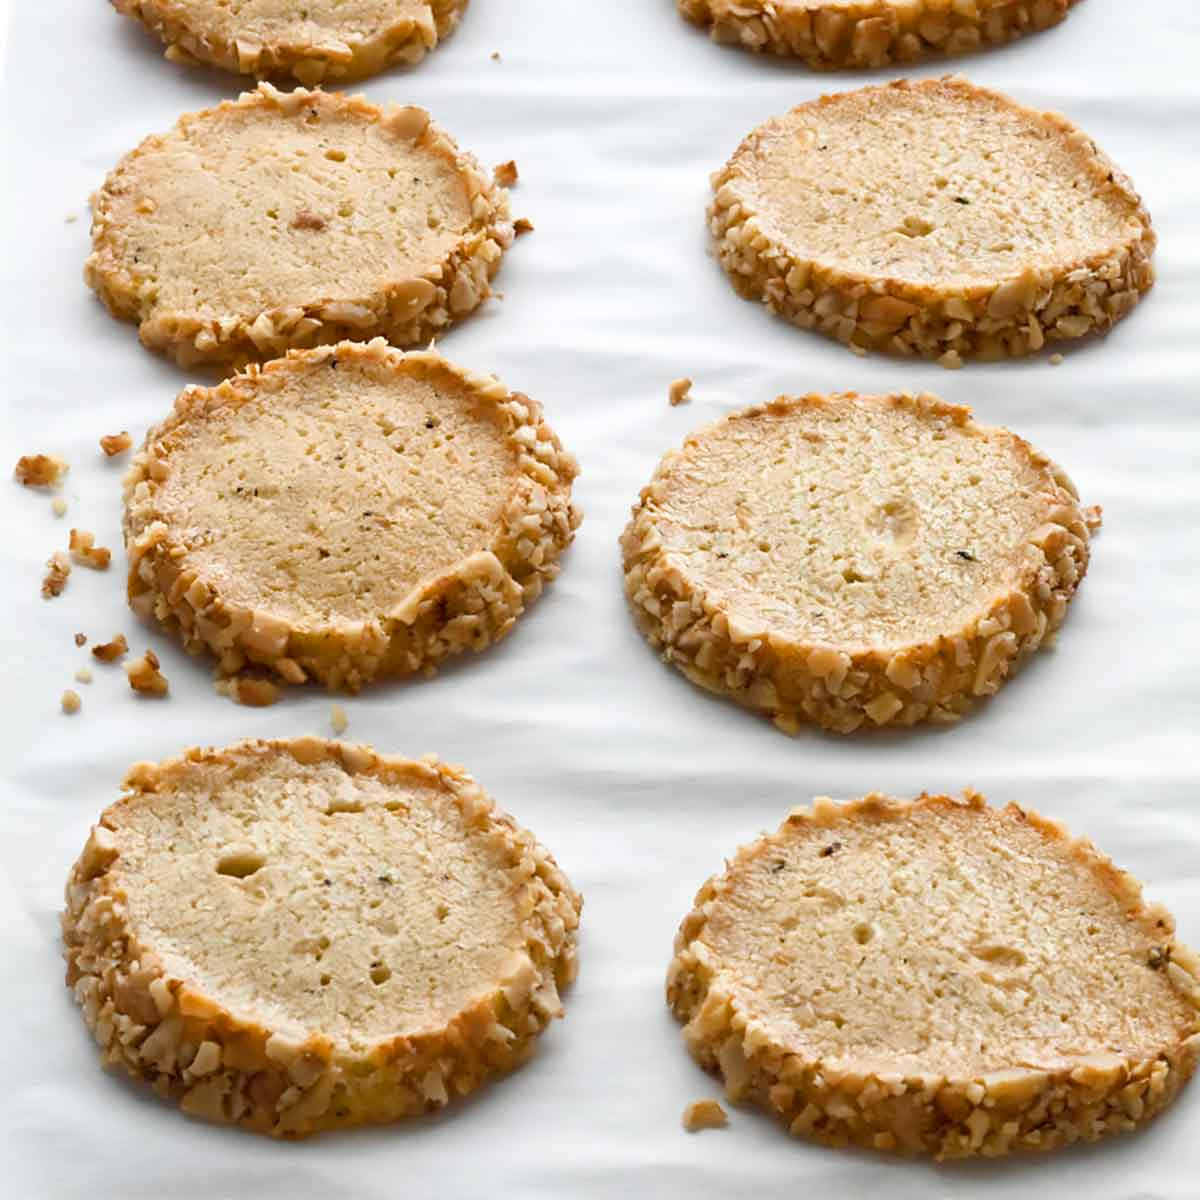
[92,634,128,662]
[42,551,70,598]
[69,529,112,570]
[15,454,68,488]
[682,1099,728,1132]
[126,650,169,696]
[668,378,693,407]
[331,703,349,735]
[75,667,94,685]
[494,160,519,188]
[52,497,68,517]
[100,431,133,457]
[61,689,81,715]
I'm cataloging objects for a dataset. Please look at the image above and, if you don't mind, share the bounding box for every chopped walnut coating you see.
[100,431,133,457]
[42,551,70,598]
[669,378,693,407]
[682,1099,728,1131]
[92,633,129,662]
[69,529,112,570]
[493,160,519,188]
[218,676,282,707]
[15,454,68,487]
[126,650,169,696]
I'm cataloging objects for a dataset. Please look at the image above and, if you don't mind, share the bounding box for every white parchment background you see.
[2,2,1198,1196]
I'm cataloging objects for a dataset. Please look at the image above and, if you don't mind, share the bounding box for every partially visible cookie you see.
[668,791,1200,1159]
[679,0,1078,68]
[86,85,515,367]
[124,339,580,691]
[622,391,1090,733]
[114,0,469,83]
[709,77,1154,363]
[63,737,582,1137]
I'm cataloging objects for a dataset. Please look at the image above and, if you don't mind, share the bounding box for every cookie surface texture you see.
[709,77,1154,362]
[86,85,513,367]
[667,791,1200,1158]
[113,0,469,83]
[125,340,580,691]
[63,737,582,1137]
[622,391,1089,733]
[678,0,1079,67]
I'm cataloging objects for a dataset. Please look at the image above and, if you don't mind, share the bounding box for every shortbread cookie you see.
[86,85,515,368]
[679,1,1077,67]
[710,77,1154,363]
[622,391,1089,733]
[114,0,468,83]
[668,791,1200,1159]
[124,339,580,691]
[63,737,582,1137]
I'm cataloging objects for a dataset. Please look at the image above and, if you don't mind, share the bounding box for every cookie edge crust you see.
[61,736,583,1138]
[708,76,1155,364]
[666,790,1200,1160]
[85,84,514,368]
[113,0,469,83]
[678,0,1078,68]
[620,391,1090,735]
[123,338,581,692]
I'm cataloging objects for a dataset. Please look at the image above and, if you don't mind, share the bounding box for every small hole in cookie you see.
[216,850,265,878]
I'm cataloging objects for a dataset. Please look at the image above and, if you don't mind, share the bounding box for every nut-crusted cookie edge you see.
[85,84,514,368]
[114,0,468,83]
[123,338,581,692]
[666,790,1200,1159]
[709,76,1154,364]
[62,736,583,1138]
[620,391,1089,735]
[678,0,1078,68]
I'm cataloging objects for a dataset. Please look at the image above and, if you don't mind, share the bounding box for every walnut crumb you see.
[52,496,68,517]
[220,675,281,707]
[514,217,534,236]
[290,209,327,231]
[99,431,133,457]
[15,454,68,488]
[69,528,112,570]
[92,633,129,662]
[42,551,70,598]
[74,632,87,647]
[75,666,94,685]
[682,1099,728,1132]
[1049,353,1064,366]
[668,377,693,407]
[493,160,519,188]
[61,689,81,715]
[491,50,501,61]
[1084,504,1103,534]
[126,650,168,696]
[331,703,349,735]
[65,213,79,224]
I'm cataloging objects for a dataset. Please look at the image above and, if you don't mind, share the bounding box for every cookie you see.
[114,0,468,83]
[86,85,515,368]
[668,791,1200,1158]
[622,391,1090,733]
[709,77,1154,363]
[63,737,582,1137]
[679,0,1077,68]
[124,339,580,691]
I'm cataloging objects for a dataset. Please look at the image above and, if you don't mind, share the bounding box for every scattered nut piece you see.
[100,431,133,457]
[92,633,129,662]
[15,454,68,488]
[493,160,519,188]
[514,217,534,236]
[668,377,693,407]
[74,632,87,647]
[65,213,79,224]
[1084,504,1104,534]
[331,703,349,735]
[1049,353,1065,366]
[682,1099,728,1132]
[52,496,68,517]
[75,667,94,685]
[42,551,70,598]
[217,675,281,707]
[69,528,113,570]
[126,650,169,697]
[61,689,81,715]
[491,50,501,61]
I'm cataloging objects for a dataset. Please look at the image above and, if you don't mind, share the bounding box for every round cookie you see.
[668,791,1200,1159]
[124,339,580,692]
[113,0,468,83]
[621,391,1091,733]
[709,77,1154,364]
[86,85,515,368]
[63,737,582,1137]
[678,0,1078,68]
